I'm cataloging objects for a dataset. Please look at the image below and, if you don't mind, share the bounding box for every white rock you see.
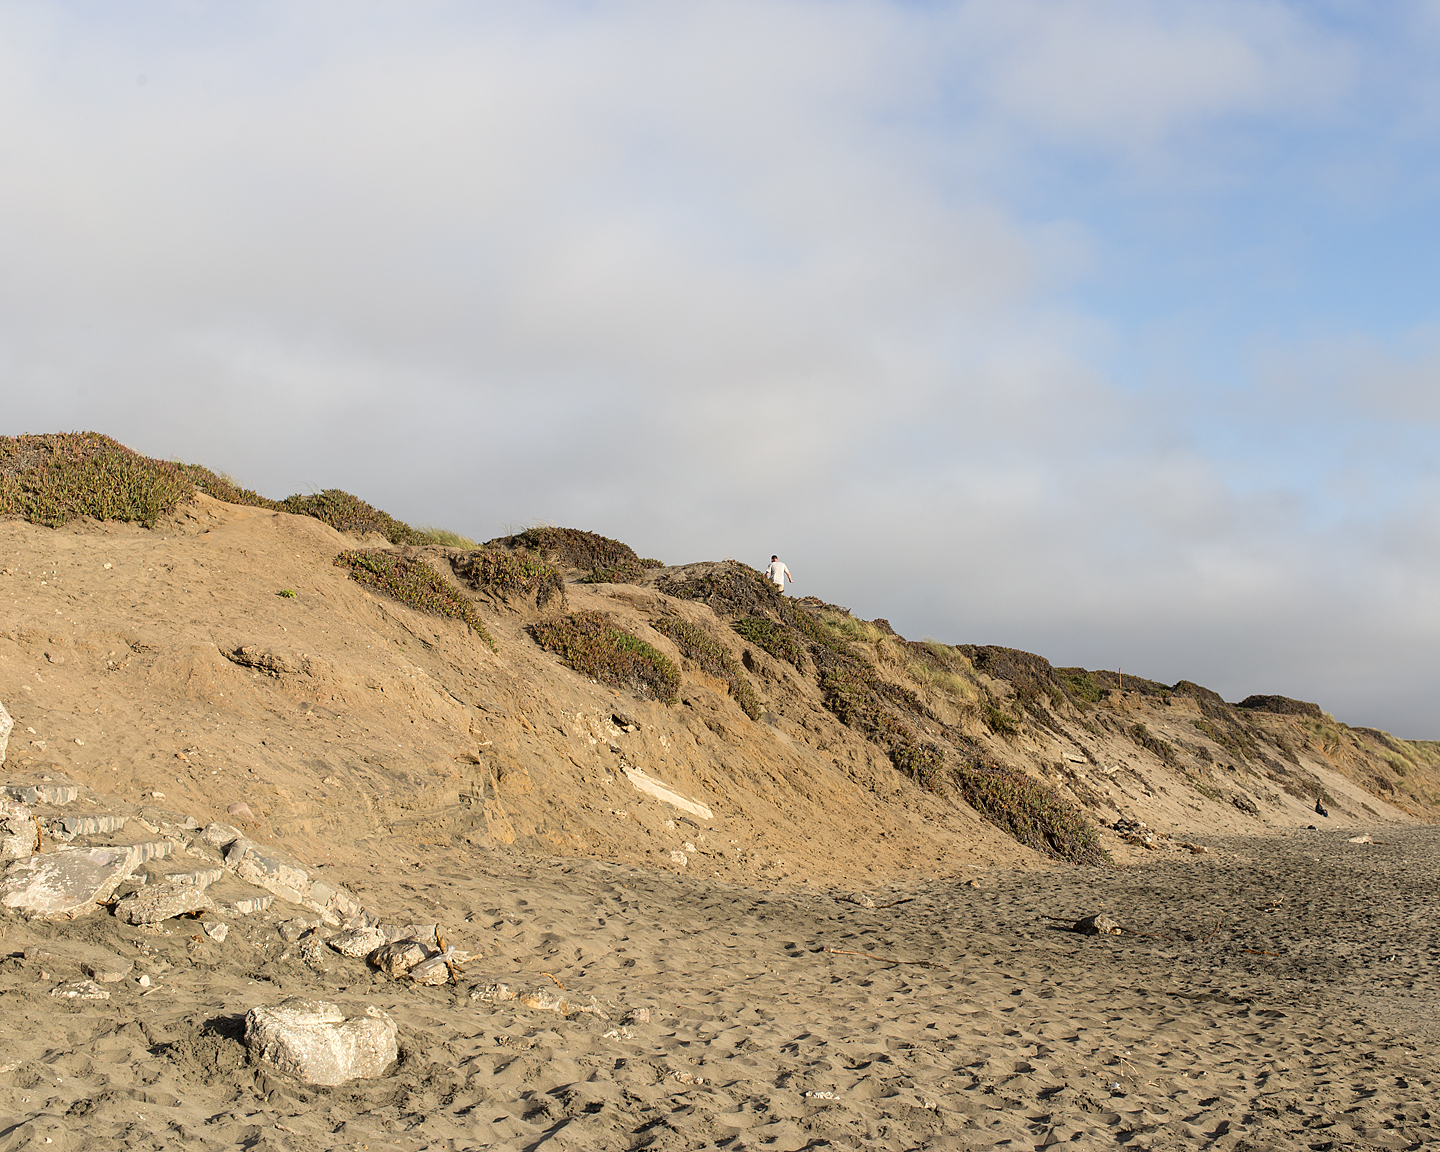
[368,939,433,977]
[51,979,110,1000]
[1,847,138,919]
[202,920,229,943]
[327,926,387,958]
[1,799,37,861]
[113,884,216,925]
[0,698,12,765]
[244,998,398,1086]
[201,823,243,850]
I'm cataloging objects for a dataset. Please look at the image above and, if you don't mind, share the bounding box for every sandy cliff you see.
[2,490,1432,892]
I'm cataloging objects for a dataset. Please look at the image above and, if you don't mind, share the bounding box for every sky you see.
[4,1,1440,734]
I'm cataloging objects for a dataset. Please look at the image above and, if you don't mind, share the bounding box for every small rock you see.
[296,933,331,973]
[222,894,274,917]
[278,918,318,943]
[368,939,433,977]
[138,974,151,987]
[410,954,462,985]
[1,798,37,860]
[840,893,876,909]
[113,884,216,925]
[244,998,398,1086]
[202,920,230,943]
[669,851,688,867]
[624,1007,652,1025]
[328,926,388,958]
[201,823,243,850]
[60,814,127,836]
[1347,834,1374,844]
[51,979,109,1000]
[0,697,11,764]
[227,802,255,819]
[1073,914,1123,936]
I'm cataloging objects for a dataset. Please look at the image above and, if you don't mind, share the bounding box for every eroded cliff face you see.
[0,494,1432,891]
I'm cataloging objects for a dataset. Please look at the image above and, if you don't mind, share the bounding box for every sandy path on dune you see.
[0,825,1437,1151]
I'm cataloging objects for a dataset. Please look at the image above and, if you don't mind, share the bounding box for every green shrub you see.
[453,549,566,610]
[578,560,647,584]
[283,490,428,545]
[528,611,680,704]
[1056,667,1105,705]
[503,526,655,583]
[658,561,786,619]
[0,432,195,528]
[1128,722,1178,765]
[731,616,807,669]
[984,704,1020,737]
[652,616,761,720]
[335,550,494,648]
[954,761,1107,865]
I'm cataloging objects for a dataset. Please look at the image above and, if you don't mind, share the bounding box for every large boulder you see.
[244,998,397,1086]
[1,847,138,918]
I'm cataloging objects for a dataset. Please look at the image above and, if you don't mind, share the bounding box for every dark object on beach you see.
[1315,799,1329,817]
[1073,914,1122,936]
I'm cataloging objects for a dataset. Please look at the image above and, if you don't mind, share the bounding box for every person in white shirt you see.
[765,555,793,592]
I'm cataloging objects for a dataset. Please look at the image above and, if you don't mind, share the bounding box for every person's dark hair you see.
[771,555,778,560]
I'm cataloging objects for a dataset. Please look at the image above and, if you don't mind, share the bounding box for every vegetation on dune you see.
[335,550,494,649]
[453,549,567,610]
[1,432,195,528]
[732,616,808,670]
[528,611,680,704]
[1128,721,1179,765]
[502,526,661,585]
[3,432,480,549]
[180,463,278,510]
[651,616,762,720]
[280,490,430,545]
[953,761,1108,865]
[905,640,978,703]
[661,563,943,779]
[418,526,479,549]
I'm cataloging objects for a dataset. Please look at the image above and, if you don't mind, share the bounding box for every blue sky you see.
[5,0,1440,733]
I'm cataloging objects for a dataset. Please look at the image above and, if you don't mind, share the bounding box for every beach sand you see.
[1,824,1436,1151]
